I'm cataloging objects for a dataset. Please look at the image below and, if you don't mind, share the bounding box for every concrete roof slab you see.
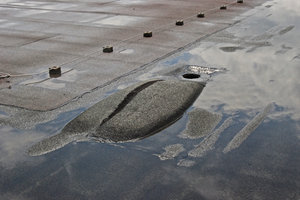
[4,1,77,10]
[129,30,206,48]
[170,20,229,35]
[92,42,178,64]
[0,7,47,18]
[0,46,78,72]
[21,34,113,56]
[75,0,223,18]
[0,84,75,110]
[0,18,55,32]
[23,10,109,23]
[24,22,144,40]
[92,15,174,29]
[0,29,56,47]
[0,0,271,110]
[1,58,144,110]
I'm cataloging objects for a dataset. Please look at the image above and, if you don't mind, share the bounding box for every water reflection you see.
[187,18,300,120]
[1,0,300,199]
[0,126,46,169]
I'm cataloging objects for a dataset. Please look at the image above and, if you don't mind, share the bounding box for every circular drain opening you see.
[182,74,200,79]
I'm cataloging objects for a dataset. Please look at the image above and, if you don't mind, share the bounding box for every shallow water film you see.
[1,0,300,199]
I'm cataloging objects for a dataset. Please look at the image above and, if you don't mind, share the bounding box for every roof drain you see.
[182,74,201,79]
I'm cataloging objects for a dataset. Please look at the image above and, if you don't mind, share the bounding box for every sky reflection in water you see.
[169,0,300,121]
[1,0,300,199]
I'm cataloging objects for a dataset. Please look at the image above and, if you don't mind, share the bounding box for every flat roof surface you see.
[1,0,267,110]
[3,0,300,199]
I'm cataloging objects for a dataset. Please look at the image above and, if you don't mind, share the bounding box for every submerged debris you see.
[189,116,235,157]
[179,108,222,139]
[27,79,205,156]
[219,46,245,52]
[223,103,273,154]
[177,159,195,167]
[155,144,186,161]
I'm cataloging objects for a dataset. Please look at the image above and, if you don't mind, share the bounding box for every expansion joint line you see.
[0,70,48,78]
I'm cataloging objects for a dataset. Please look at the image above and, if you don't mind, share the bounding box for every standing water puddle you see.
[1,0,300,199]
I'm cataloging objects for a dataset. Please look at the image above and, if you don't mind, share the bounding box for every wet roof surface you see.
[2,0,300,199]
[0,0,267,110]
